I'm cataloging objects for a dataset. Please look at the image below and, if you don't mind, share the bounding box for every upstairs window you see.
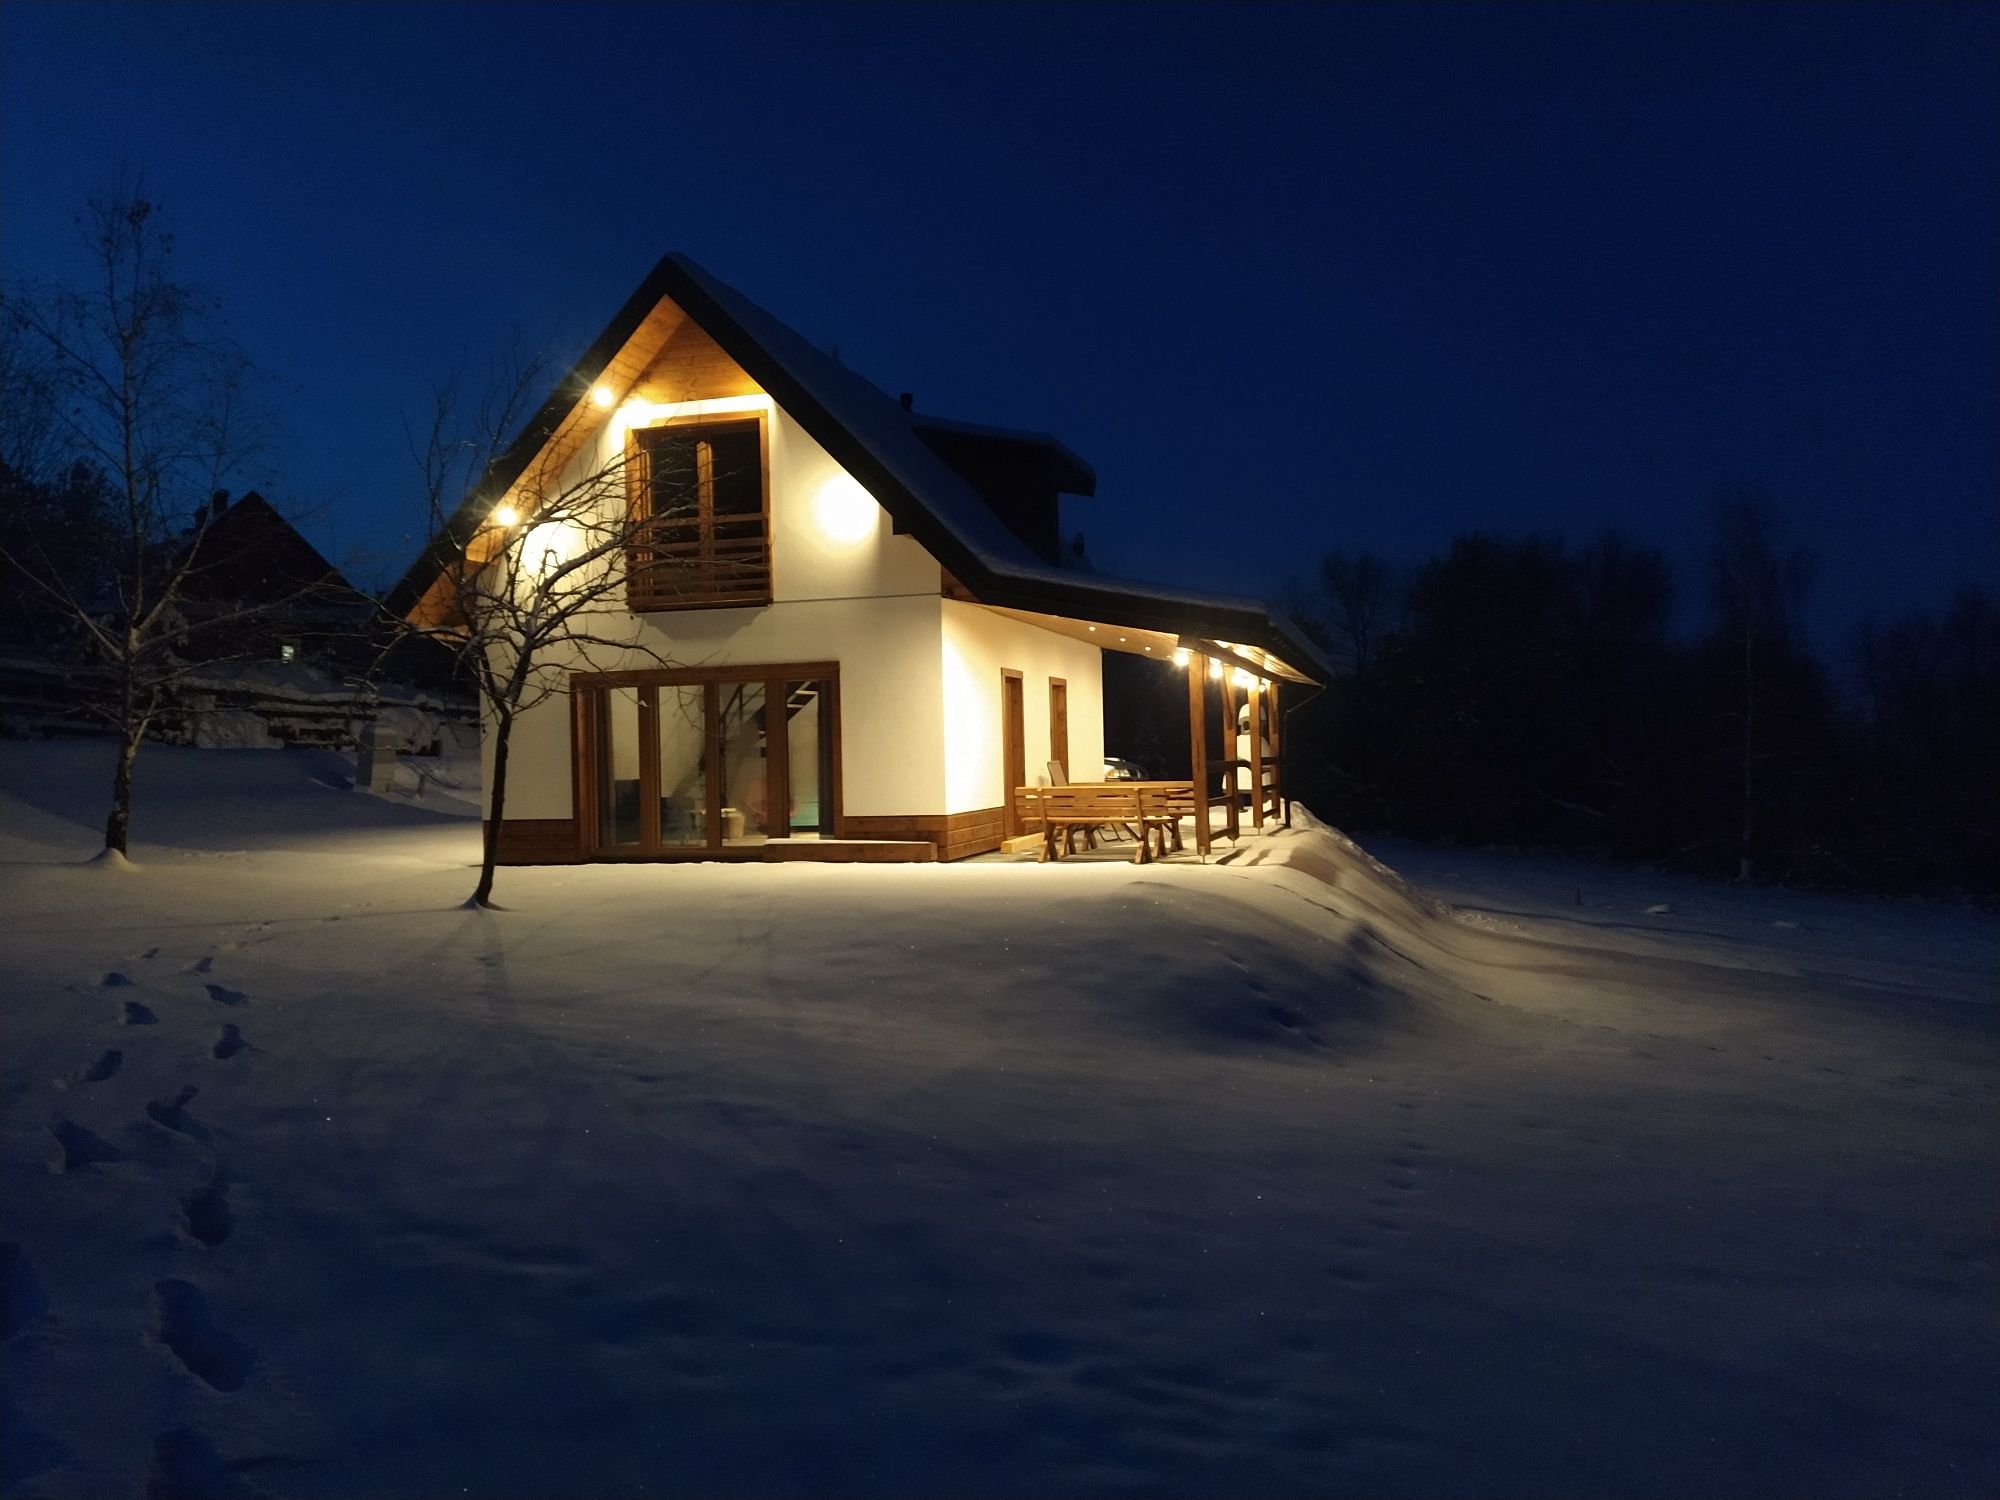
[627,418,770,610]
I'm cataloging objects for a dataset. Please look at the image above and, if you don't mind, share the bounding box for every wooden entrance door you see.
[1048,678,1069,781]
[1001,669,1026,837]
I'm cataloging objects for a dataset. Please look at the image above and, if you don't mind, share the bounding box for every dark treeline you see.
[1275,498,1998,900]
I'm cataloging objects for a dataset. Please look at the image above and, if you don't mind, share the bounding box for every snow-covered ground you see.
[2,742,1993,1499]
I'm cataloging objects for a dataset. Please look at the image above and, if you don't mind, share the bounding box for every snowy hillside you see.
[2,741,1994,1499]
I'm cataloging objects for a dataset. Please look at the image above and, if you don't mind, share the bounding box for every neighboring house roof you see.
[387,254,1331,685]
[184,491,362,611]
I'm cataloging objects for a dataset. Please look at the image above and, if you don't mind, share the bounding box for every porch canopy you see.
[963,574,1330,859]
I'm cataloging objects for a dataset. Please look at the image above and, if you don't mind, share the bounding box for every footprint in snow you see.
[186,956,215,976]
[47,1118,125,1173]
[119,1000,158,1026]
[146,1086,205,1139]
[212,1026,246,1061]
[144,1427,263,1500]
[151,1279,254,1392]
[54,1049,123,1089]
[101,971,134,988]
[3,1243,50,1339]
[180,1175,233,1248]
[204,983,248,1007]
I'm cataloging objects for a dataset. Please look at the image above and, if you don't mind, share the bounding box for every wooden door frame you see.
[1001,668,1026,838]
[572,661,842,859]
[1048,676,1069,782]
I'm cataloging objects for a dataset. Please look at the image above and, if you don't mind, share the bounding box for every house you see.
[171,492,472,751]
[388,255,1327,864]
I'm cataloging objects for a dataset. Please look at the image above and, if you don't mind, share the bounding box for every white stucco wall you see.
[486,396,951,822]
[940,600,1104,816]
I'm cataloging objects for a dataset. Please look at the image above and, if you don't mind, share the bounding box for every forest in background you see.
[1112,500,1996,901]
[1278,504,1994,899]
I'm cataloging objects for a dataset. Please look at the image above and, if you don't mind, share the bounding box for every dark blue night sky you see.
[3,2,1993,642]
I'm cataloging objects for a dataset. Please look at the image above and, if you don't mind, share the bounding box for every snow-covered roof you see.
[390,254,1331,685]
[905,411,1096,497]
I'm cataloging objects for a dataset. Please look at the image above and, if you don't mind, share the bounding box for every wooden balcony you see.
[626,514,772,612]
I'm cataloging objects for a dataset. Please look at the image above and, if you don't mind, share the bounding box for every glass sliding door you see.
[783,678,835,836]
[595,687,644,851]
[715,680,770,847]
[579,666,836,857]
[654,685,708,848]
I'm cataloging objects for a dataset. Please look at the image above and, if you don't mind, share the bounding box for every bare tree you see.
[396,347,675,908]
[1707,494,1814,882]
[0,186,278,859]
[1314,549,1402,678]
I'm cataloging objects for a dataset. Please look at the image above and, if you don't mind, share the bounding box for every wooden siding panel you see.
[633,319,762,403]
[839,808,1005,861]
[487,818,581,865]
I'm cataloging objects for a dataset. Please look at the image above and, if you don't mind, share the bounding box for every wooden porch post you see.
[1269,681,1287,826]
[1186,652,1211,857]
[1247,675,1265,830]
[1219,673,1241,843]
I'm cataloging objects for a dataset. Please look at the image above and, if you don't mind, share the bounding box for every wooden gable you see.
[406,295,767,632]
[631,318,762,404]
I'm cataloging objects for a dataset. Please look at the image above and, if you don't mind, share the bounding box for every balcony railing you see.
[627,514,772,612]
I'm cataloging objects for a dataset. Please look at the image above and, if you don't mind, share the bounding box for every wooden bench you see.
[1019,781,1197,864]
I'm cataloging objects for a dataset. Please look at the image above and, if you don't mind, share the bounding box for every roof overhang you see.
[386,254,1332,688]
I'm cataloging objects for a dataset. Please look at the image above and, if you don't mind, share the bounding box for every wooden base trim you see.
[486,818,582,865]
[492,812,1000,866]
[941,806,1005,861]
[839,807,1005,862]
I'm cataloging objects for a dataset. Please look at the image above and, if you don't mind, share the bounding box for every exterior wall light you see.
[590,385,616,408]
[1172,647,1191,668]
[814,476,877,544]
[491,505,520,528]
[1208,658,1223,680]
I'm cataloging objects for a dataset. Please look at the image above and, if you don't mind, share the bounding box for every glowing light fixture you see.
[1208,658,1223,680]
[1172,647,1191,668]
[814,477,877,544]
[590,384,616,409]
[491,504,520,528]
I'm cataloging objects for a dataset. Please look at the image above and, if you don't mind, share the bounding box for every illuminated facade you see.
[390,256,1322,863]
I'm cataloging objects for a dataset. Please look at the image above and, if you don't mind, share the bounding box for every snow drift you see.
[1,740,1993,1500]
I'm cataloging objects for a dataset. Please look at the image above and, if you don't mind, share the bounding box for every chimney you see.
[899,392,914,412]
[210,491,230,520]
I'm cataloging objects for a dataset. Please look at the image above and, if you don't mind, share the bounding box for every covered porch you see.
[983,601,1317,864]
